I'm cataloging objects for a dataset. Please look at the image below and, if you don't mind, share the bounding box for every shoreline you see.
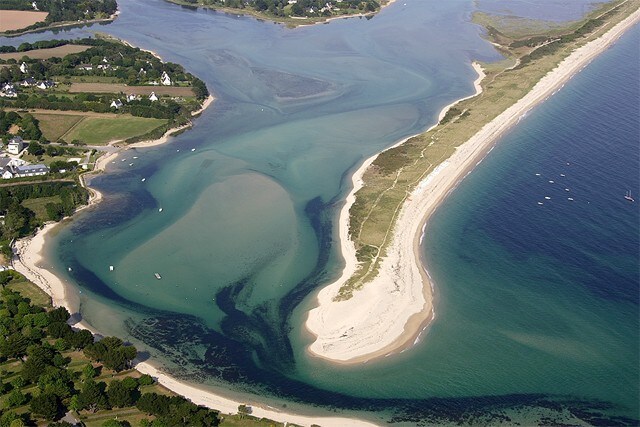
[7,89,378,425]
[305,62,485,364]
[305,9,640,363]
[0,11,120,38]
[165,0,397,28]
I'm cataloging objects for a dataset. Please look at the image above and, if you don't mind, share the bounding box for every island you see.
[0,0,118,36]
[306,0,640,362]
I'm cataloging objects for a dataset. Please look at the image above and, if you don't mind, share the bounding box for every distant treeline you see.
[180,0,379,18]
[0,0,117,34]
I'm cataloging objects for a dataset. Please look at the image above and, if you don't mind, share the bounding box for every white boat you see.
[109,265,114,271]
[154,273,162,280]
[158,208,163,212]
[191,148,196,152]
[141,178,146,182]
[624,190,634,202]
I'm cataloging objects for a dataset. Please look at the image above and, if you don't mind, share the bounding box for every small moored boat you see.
[154,273,162,280]
[624,190,634,202]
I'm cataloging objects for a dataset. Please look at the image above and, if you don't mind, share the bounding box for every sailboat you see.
[624,190,634,202]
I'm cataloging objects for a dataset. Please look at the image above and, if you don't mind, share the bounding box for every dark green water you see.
[4,0,637,424]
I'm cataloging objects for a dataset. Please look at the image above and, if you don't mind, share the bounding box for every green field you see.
[21,195,62,220]
[63,116,167,145]
[31,113,85,141]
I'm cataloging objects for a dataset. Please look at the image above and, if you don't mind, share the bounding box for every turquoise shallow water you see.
[3,0,638,424]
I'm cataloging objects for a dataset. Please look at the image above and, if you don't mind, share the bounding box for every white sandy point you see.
[306,9,640,363]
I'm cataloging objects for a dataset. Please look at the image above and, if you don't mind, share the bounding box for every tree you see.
[29,392,60,421]
[102,420,131,427]
[77,379,108,413]
[6,390,27,408]
[27,141,44,156]
[82,363,97,380]
[48,307,70,323]
[137,374,154,386]
[107,379,138,408]
[47,321,72,339]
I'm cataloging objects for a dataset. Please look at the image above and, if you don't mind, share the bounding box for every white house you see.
[0,83,17,98]
[110,99,123,109]
[161,71,171,86]
[126,94,139,102]
[149,92,158,102]
[36,80,55,90]
[12,164,49,178]
[7,136,24,155]
[19,62,28,73]
[21,77,36,87]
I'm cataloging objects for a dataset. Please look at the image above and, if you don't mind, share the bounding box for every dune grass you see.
[337,0,637,300]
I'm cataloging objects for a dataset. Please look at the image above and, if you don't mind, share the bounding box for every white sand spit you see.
[306,9,640,363]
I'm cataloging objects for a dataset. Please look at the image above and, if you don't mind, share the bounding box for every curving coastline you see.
[8,92,377,425]
[306,8,640,363]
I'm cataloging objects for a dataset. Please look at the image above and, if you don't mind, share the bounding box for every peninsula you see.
[306,0,640,363]
[0,0,118,36]
[166,0,396,27]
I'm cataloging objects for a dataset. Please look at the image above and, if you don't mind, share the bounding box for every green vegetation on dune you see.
[338,0,638,300]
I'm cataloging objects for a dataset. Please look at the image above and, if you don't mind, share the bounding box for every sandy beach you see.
[7,88,378,425]
[11,225,376,426]
[306,8,640,363]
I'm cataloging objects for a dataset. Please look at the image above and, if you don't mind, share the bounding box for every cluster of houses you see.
[287,0,342,13]
[110,90,160,109]
[0,136,49,179]
[0,63,56,98]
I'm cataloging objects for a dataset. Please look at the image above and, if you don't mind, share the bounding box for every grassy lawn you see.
[53,75,121,84]
[6,279,52,307]
[63,115,168,145]
[31,113,85,141]
[21,195,62,220]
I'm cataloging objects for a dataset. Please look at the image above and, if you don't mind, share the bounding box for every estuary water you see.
[3,0,638,424]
